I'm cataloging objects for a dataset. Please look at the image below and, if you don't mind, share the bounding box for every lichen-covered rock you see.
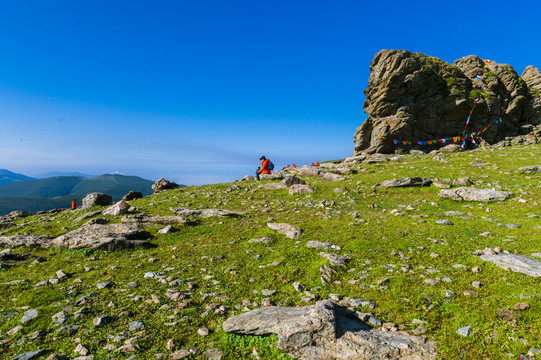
[480,254,541,277]
[288,184,315,195]
[353,50,541,155]
[378,177,431,188]
[439,187,512,202]
[102,200,130,215]
[223,300,437,360]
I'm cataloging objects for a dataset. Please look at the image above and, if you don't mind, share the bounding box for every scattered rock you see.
[102,200,130,215]
[123,191,143,201]
[81,192,113,209]
[378,177,431,188]
[497,308,519,321]
[480,253,541,277]
[267,223,303,239]
[288,184,315,195]
[452,177,474,186]
[223,300,437,359]
[171,207,243,218]
[20,309,38,323]
[13,350,47,360]
[318,252,351,267]
[456,326,472,337]
[259,183,288,190]
[152,178,179,193]
[51,224,150,251]
[248,237,274,244]
[439,187,512,202]
[282,175,305,187]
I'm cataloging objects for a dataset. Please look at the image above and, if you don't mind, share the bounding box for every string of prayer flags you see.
[374,118,502,146]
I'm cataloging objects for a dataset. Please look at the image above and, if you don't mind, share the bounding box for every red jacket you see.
[260,159,271,174]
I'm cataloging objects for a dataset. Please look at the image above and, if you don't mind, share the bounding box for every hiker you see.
[256,156,272,180]
[292,164,296,168]
[314,161,319,166]
[71,199,77,209]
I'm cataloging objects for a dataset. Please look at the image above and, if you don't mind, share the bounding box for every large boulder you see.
[223,300,437,360]
[288,184,315,195]
[152,178,179,193]
[282,175,305,187]
[353,50,541,155]
[81,193,112,209]
[439,187,512,202]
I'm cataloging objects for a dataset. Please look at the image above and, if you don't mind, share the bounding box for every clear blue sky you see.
[1,1,540,185]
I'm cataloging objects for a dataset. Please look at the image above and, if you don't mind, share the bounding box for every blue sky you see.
[1,1,540,185]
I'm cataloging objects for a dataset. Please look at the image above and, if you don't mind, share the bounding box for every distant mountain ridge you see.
[0,169,34,186]
[0,174,157,215]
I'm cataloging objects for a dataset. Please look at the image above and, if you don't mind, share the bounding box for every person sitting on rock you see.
[71,199,77,210]
[256,156,271,180]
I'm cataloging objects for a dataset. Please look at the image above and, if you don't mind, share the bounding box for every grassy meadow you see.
[1,144,540,359]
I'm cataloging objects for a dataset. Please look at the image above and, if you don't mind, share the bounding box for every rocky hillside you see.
[354,50,541,154]
[1,144,540,359]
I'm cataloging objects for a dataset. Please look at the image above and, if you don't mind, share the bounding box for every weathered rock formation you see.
[222,300,437,360]
[354,50,541,154]
[152,178,179,193]
[480,253,541,277]
[51,224,150,251]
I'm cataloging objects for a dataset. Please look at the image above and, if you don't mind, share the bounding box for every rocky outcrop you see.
[439,187,512,202]
[0,235,54,248]
[152,178,179,193]
[354,50,541,154]
[222,300,437,360]
[121,214,187,226]
[81,193,112,209]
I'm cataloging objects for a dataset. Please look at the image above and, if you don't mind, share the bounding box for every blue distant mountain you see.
[0,173,157,215]
[38,171,95,178]
[0,169,35,186]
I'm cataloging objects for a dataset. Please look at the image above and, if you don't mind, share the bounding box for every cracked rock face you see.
[223,300,437,360]
[354,49,541,155]
[438,187,512,202]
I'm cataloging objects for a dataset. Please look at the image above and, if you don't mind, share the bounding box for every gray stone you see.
[456,325,472,337]
[121,214,187,226]
[102,200,130,215]
[123,191,143,201]
[288,184,315,195]
[223,300,437,360]
[259,183,288,190]
[93,315,113,327]
[452,177,474,186]
[267,223,303,239]
[20,309,38,324]
[203,348,223,360]
[435,220,453,225]
[97,281,115,289]
[306,241,334,250]
[129,320,145,331]
[57,325,81,334]
[439,187,512,202]
[519,165,541,172]
[81,192,113,209]
[318,252,351,267]
[248,237,274,244]
[152,178,179,193]
[379,177,432,188]
[480,253,541,277]
[13,350,47,360]
[282,175,305,187]
[321,173,346,182]
[157,225,173,234]
[0,234,54,249]
[170,207,243,218]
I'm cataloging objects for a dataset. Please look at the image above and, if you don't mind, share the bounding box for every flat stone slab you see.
[480,254,541,277]
[51,224,150,251]
[439,187,512,202]
[379,177,432,188]
[519,165,541,172]
[259,183,288,190]
[122,214,187,226]
[0,235,54,249]
[222,300,437,360]
[170,207,243,218]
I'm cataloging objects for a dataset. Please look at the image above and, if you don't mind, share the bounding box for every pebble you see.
[436,220,453,225]
[472,281,481,288]
[197,327,209,336]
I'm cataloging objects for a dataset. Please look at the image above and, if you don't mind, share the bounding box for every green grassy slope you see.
[0,144,540,359]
